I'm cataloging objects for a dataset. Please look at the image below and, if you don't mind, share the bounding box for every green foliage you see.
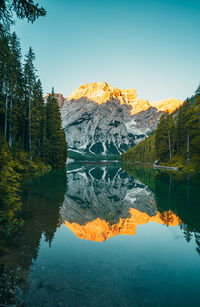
[171,94,200,168]
[0,0,46,26]
[0,23,68,237]
[121,133,156,163]
[0,135,51,238]
[121,88,200,170]
[13,149,51,176]
[155,114,175,162]
[46,92,68,168]
[0,136,23,237]
[0,26,68,166]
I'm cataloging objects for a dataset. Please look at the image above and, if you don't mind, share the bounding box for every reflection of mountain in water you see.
[60,165,180,241]
[122,163,200,255]
[64,208,180,242]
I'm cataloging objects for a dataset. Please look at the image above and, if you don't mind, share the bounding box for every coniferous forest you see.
[0,1,67,237]
[1,1,200,307]
[121,89,200,170]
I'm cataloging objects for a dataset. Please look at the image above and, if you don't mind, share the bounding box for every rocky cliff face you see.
[67,82,138,108]
[61,82,183,158]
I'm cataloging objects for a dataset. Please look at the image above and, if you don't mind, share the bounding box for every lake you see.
[1,163,200,306]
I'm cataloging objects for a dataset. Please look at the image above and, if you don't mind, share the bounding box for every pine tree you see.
[24,47,36,157]
[120,133,156,163]
[0,0,46,26]
[0,1,50,238]
[31,78,44,159]
[175,100,190,155]
[155,114,175,162]
[195,83,200,96]
[0,25,11,141]
[8,32,24,148]
[46,89,68,168]
[186,98,200,163]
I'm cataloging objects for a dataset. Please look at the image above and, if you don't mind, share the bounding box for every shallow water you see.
[1,164,200,306]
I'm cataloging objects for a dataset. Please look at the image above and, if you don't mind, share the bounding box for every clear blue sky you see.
[13,0,200,101]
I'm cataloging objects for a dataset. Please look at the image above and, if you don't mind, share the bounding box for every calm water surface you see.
[1,163,200,306]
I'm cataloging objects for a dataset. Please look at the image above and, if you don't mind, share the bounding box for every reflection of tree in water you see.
[0,169,67,306]
[122,164,200,256]
[195,233,200,254]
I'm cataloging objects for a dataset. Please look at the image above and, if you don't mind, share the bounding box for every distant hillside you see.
[121,87,200,170]
[120,133,156,163]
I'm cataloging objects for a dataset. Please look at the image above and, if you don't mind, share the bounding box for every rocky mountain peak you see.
[66,82,183,115]
[151,98,184,113]
[61,82,184,158]
[66,81,140,113]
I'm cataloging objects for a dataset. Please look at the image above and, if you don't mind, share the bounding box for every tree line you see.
[0,28,67,168]
[0,1,67,237]
[120,133,156,163]
[121,87,200,169]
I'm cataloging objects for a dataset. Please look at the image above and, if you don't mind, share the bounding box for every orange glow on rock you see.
[151,98,184,113]
[64,208,181,242]
[66,82,184,115]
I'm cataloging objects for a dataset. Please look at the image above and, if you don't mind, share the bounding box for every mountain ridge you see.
[50,82,184,159]
[120,89,200,169]
[66,82,183,115]
[44,82,183,115]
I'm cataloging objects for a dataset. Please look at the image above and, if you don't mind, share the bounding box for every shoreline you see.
[120,161,200,173]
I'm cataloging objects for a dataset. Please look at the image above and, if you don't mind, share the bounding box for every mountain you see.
[61,82,183,159]
[60,165,180,241]
[66,82,182,114]
[121,90,200,169]
[151,98,184,113]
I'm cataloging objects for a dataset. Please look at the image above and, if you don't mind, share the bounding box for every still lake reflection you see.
[1,163,200,306]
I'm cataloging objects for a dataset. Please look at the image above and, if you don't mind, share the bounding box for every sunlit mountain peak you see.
[66,82,183,115]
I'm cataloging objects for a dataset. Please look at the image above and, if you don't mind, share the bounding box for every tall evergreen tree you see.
[31,78,45,159]
[175,100,190,155]
[0,0,54,238]
[155,114,175,162]
[8,32,24,148]
[0,25,10,140]
[24,47,36,157]
[46,89,67,168]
